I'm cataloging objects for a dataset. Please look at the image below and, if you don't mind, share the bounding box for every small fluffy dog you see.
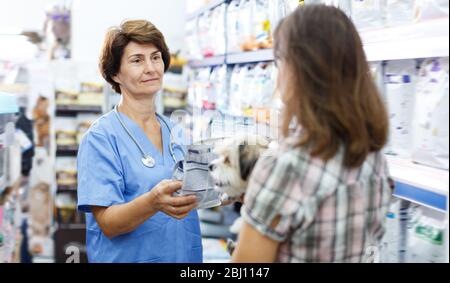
[208,134,271,255]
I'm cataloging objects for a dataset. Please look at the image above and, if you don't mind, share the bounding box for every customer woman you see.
[232,5,393,263]
[77,20,201,263]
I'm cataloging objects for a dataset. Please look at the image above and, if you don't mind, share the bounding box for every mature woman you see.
[77,20,201,263]
[232,5,393,263]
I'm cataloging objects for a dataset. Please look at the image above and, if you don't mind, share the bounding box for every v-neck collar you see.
[116,111,167,166]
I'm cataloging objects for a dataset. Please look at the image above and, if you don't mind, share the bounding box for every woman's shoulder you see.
[84,111,117,137]
[255,139,308,177]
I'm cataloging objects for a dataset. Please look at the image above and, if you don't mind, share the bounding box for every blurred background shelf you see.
[387,156,448,213]
[226,49,274,64]
[55,104,103,117]
[186,0,228,21]
[57,184,77,193]
[362,18,449,61]
[56,145,78,156]
[57,223,86,230]
[188,55,226,68]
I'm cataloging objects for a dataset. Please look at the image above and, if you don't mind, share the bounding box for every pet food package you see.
[415,0,449,20]
[241,64,258,116]
[254,0,272,49]
[238,0,257,51]
[386,0,416,26]
[227,0,242,53]
[197,67,214,110]
[384,59,417,158]
[351,0,386,30]
[198,11,214,57]
[268,0,287,34]
[210,65,229,111]
[304,0,352,16]
[406,207,447,263]
[230,65,250,116]
[172,144,221,210]
[185,20,197,60]
[412,58,449,170]
[210,3,227,56]
[379,199,401,262]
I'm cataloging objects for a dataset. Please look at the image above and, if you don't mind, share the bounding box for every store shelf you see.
[57,223,86,230]
[57,184,77,193]
[226,49,274,65]
[55,104,103,116]
[387,156,449,213]
[362,18,449,61]
[56,145,78,156]
[188,55,226,68]
[186,0,228,21]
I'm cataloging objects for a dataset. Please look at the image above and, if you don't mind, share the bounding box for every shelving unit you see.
[186,0,228,21]
[387,156,448,213]
[188,55,226,68]
[362,18,449,62]
[56,144,79,156]
[55,104,102,117]
[187,18,449,67]
[226,49,274,64]
[57,184,78,193]
[52,77,104,263]
[185,1,449,263]
[0,92,21,263]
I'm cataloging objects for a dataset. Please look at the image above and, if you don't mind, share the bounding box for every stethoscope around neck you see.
[113,105,183,168]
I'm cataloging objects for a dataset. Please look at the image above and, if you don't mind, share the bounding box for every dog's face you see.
[209,135,269,198]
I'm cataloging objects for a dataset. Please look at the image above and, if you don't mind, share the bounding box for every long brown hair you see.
[274,5,388,168]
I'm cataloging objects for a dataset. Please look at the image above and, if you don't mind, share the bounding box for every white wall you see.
[0,0,50,32]
[71,0,186,62]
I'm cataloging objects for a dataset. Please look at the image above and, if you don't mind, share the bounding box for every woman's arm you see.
[91,180,197,239]
[231,221,280,263]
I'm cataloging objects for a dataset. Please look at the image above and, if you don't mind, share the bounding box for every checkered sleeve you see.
[241,151,301,242]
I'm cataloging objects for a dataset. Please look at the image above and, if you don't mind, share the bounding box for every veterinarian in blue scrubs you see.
[77,20,201,263]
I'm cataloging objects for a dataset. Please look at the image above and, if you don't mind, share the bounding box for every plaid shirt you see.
[241,137,393,263]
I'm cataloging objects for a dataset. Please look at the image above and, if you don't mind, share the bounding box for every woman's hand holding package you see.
[150,180,198,219]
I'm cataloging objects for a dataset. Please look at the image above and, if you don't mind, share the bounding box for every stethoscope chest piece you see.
[142,155,156,168]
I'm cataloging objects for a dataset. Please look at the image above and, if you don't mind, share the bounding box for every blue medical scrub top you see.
[77,111,202,263]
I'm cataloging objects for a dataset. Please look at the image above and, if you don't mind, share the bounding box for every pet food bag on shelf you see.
[227,0,242,53]
[386,0,416,26]
[198,11,214,57]
[238,0,257,51]
[241,64,258,117]
[210,4,227,56]
[252,62,276,123]
[351,0,386,30]
[384,59,417,158]
[228,65,244,116]
[415,0,449,21]
[379,199,401,263]
[185,18,202,60]
[210,65,229,112]
[406,207,447,263]
[254,0,272,49]
[269,0,287,35]
[412,58,449,170]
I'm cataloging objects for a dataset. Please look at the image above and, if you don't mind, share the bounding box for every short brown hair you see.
[99,20,171,94]
[274,5,388,168]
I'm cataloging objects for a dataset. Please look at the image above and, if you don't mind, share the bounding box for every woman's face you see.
[113,42,165,98]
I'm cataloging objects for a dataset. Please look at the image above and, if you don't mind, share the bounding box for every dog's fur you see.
[209,134,270,200]
[209,134,271,255]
